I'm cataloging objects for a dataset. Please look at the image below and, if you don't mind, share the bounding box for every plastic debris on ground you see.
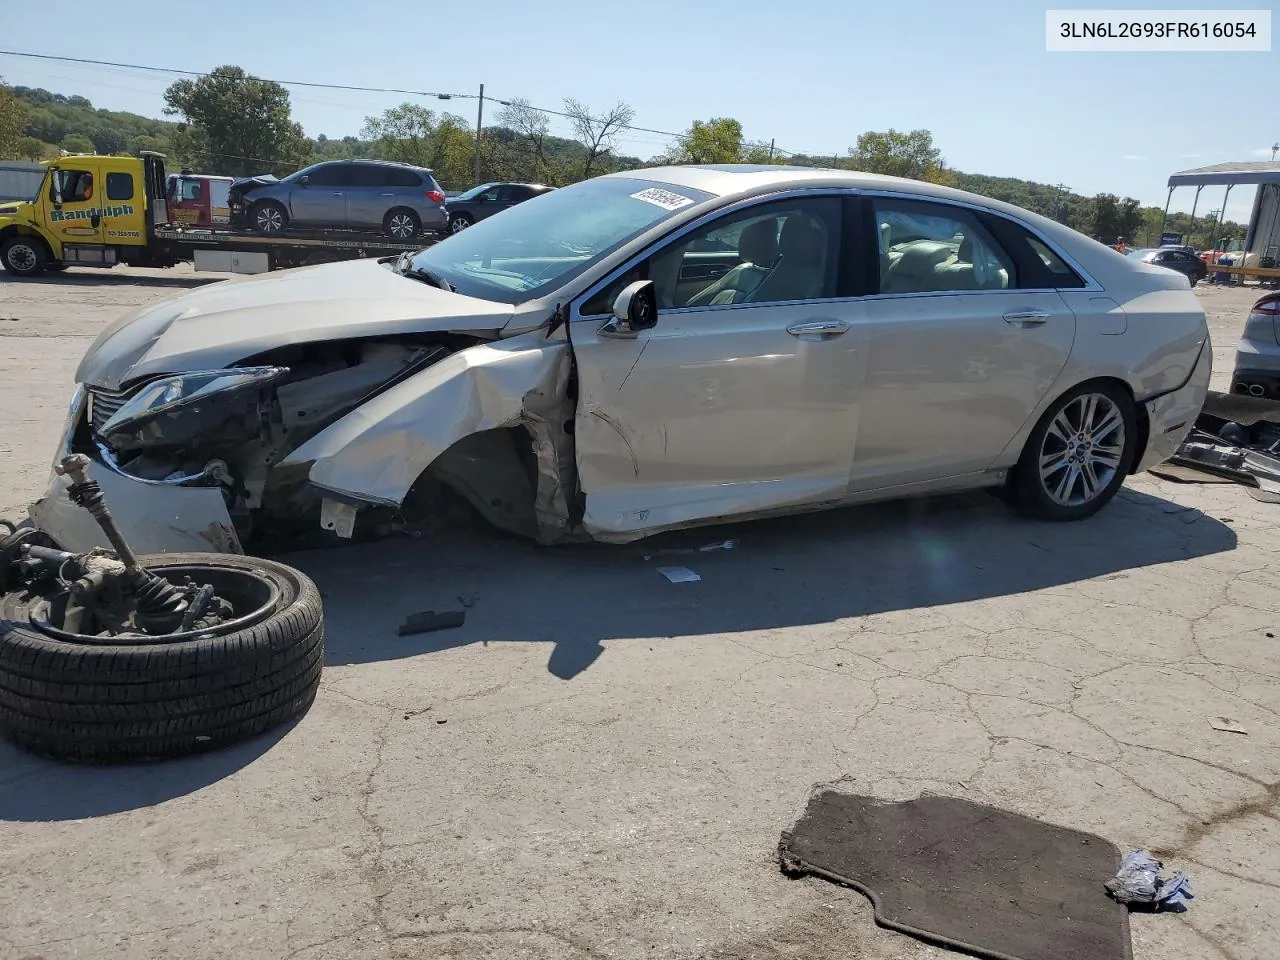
[397,609,466,636]
[1207,716,1249,734]
[1104,850,1194,912]
[642,539,737,560]
[656,566,701,583]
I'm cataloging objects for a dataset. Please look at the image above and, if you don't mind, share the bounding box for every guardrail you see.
[1204,263,1280,281]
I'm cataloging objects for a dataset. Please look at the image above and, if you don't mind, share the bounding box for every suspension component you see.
[57,454,140,572]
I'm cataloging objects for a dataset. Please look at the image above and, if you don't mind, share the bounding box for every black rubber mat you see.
[779,790,1132,960]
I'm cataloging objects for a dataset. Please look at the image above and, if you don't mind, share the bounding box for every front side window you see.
[51,169,93,204]
[581,196,841,316]
[107,172,134,201]
[304,165,345,187]
[407,177,715,305]
[874,198,1013,294]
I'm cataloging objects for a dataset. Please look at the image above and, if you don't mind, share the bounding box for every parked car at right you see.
[1134,246,1207,286]
[445,182,554,234]
[229,160,448,238]
[1232,290,1280,397]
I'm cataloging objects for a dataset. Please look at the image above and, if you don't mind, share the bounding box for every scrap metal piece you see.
[397,609,466,636]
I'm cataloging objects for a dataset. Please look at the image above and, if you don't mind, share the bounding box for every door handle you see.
[332,192,344,197]
[787,318,850,338]
[1003,310,1050,325]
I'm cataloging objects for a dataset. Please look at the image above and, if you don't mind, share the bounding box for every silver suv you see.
[228,160,449,238]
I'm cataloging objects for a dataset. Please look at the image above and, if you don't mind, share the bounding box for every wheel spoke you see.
[1040,449,1071,475]
[1091,447,1123,469]
[1080,459,1101,497]
[1053,464,1079,502]
[1091,407,1123,443]
[1081,394,1098,433]
[1047,414,1073,445]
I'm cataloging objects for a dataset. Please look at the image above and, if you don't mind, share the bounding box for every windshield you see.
[407,177,715,304]
[453,183,497,201]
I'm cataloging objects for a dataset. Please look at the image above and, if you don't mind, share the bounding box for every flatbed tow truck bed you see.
[151,225,440,273]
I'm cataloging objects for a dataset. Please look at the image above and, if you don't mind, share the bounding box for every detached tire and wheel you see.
[251,200,288,234]
[1011,381,1137,521]
[1,236,48,277]
[0,553,324,763]
[384,208,421,240]
[448,213,473,234]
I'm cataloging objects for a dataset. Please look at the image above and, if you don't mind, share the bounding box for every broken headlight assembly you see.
[97,366,288,447]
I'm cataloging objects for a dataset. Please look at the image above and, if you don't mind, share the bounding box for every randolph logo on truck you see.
[49,204,135,223]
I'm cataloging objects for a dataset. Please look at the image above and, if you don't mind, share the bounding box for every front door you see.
[42,165,105,247]
[288,165,347,227]
[570,195,864,539]
[848,196,1076,490]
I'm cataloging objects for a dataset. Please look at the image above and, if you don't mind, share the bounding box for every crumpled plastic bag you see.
[1105,850,1194,912]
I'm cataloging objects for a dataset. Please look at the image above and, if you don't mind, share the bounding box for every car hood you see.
[76,258,518,390]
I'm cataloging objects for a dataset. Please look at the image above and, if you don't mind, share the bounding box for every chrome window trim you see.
[860,188,1104,294]
[569,185,1103,322]
[570,187,857,321]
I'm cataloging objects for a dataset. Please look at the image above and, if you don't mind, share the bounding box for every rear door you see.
[343,163,391,230]
[848,196,1077,490]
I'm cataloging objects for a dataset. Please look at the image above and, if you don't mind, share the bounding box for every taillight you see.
[1254,298,1280,316]
[426,190,445,204]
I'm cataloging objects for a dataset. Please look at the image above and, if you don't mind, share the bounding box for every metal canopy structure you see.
[1167,161,1280,188]
[1160,161,1280,249]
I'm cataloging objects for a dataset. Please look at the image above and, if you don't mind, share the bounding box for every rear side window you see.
[348,164,388,187]
[979,215,1087,289]
[873,198,1013,294]
[106,173,134,201]
[386,167,424,188]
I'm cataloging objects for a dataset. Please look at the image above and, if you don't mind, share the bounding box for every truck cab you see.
[167,173,233,228]
[0,152,170,277]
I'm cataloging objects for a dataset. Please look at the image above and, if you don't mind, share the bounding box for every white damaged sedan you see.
[32,165,1211,555]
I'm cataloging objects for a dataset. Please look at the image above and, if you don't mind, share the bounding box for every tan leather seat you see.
[685,219,779,307]
[748,215,828,303]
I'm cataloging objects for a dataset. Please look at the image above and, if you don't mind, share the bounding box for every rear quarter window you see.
[979,214,1087,289]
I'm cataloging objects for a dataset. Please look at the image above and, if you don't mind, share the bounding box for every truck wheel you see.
[384,208,421,240]
[1,237,47,277]
[0,553,324,763]
[449,213,473,234]
[252,200,288,234]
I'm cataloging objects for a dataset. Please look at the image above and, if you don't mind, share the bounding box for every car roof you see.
[314,158,431,172]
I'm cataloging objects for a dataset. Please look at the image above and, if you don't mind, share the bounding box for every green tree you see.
[361,102,474,188]
[0,78,28,158]
[847,129,955,185]
[163,66,310,176]
[667,117,744,164]
[61,133,95,154]
[16,136,52,160]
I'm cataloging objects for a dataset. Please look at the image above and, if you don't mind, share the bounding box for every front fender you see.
[280,332,572,510]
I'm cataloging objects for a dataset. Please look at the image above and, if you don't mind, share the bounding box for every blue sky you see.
[2,0,1275,220]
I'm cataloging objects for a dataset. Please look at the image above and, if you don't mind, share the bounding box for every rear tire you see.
[1,236,47,277]
[0,553,323,763]
[1011,381,1137,522]
[384,208,421,240]
[251,200,288,234]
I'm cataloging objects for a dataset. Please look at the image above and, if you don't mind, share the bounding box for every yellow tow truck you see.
[0,152,430,278]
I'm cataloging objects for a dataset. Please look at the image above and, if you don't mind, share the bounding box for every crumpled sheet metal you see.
[280,334,575,538]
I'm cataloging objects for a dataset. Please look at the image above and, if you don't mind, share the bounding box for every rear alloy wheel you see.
[1012,382,1136,521]
[384,208,421,240]
[252,200,288,234]
[449,213,472,234]
[1,236,47,277]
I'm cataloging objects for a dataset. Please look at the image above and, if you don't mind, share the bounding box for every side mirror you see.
[298,175,310,186]
[601,280,657,338]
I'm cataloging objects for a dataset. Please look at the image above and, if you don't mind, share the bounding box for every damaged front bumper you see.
[29,388,243,554]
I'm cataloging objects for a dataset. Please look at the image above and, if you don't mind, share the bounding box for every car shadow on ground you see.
[0,271,221,290]
[288,486,1238,681]
[0,722,297,822]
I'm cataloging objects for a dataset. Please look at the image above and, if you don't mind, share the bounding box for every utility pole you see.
[473,83,485,187]
[1272,142,1278,162]
[768,138,775,161]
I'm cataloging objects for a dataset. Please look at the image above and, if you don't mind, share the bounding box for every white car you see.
[31,165,1211,555]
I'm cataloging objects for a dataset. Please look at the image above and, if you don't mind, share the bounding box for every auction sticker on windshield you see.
[630,188,695,211]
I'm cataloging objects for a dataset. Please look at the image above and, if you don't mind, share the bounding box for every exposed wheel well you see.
[0,226,53,259]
